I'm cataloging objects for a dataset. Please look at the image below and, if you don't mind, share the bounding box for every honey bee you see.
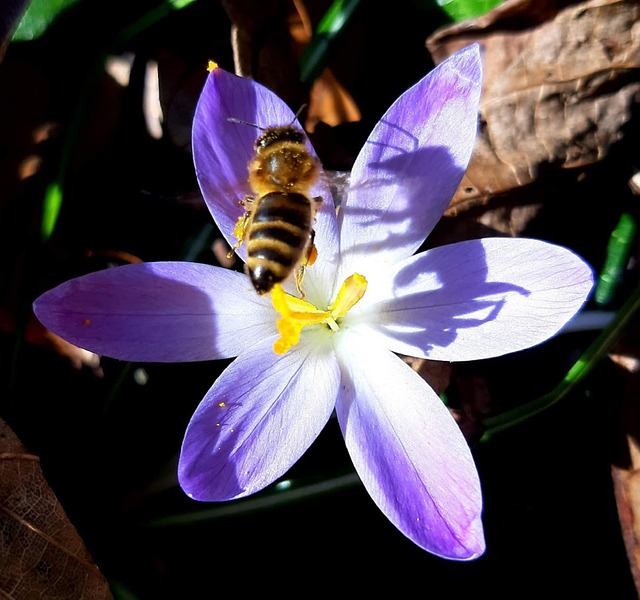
[227,120,322,296]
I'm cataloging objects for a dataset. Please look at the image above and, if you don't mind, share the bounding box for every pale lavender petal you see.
[33,262,275,362]
[192,66,338,274]
[179,337,340,500]
[300,178,341,300]
[352,238,594,361]
[335,334,484,559]
[337,44,482,278]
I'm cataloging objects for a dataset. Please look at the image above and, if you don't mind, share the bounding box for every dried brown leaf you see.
[612,368,640,596]
[219,0,361,131]
[427,0,640,216]
[0,418,113,600]
[220,0,310,111]
[612,465,640,594]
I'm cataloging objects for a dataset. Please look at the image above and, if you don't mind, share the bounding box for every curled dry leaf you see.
[219,0,362,136]
[610,304,640,595]
[219,0,311,111]
[0,418,113,599]
[612,368,640,596]
[427,0,640,216]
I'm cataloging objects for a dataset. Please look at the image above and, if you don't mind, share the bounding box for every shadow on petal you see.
[338,144,465,273]
[33,262,272,362]
[374,241,531,356]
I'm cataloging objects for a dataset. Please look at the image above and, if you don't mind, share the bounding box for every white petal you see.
[335,333,485,559]
[337,45,483,279]
[352,238,594,361]
[179,336,340,500]
[33,262,275,361]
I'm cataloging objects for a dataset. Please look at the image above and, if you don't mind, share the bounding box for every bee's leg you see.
[226,197,253,258]
[295,229,318,297]
[294,267,306,298]
[304,228,318,267]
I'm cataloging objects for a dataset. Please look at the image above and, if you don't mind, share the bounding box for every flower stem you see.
[481,281,640,440]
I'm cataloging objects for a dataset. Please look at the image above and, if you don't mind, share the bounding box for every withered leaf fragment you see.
[0,418,113,600]
[427,0,640,215]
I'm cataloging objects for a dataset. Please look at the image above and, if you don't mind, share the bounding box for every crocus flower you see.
[33,44,594,560]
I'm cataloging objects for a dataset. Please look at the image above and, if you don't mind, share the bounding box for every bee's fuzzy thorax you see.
[230,124,322,296]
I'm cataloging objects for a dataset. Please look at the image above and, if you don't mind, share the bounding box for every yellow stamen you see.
[271,285,329,354]
[328,273,368,318]
[271,274,368,354]
[207,60,219,72]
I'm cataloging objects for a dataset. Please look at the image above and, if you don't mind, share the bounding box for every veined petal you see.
[179,336,339,500]
[33,262,275,362]
[192,65,338,275]
[335,334,484,559]
[354,238,594,361]
[337,44,482,278]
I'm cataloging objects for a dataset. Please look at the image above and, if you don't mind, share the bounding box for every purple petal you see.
[192,66,338,274]
[33,262,275,362]
[335,334,484,559]
[355,238,594,361]
[337,44,482,277]
[179,337,340,500]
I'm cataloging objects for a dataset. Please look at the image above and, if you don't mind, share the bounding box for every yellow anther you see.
[271,285,330,354]
[207,60,219,72]
[328,273,368,319]
[271,274,368,355]
[273,316,304,355]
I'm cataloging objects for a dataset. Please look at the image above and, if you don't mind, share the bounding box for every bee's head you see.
[255,126,305,152]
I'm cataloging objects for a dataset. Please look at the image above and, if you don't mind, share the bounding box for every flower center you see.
[271,273,368,354]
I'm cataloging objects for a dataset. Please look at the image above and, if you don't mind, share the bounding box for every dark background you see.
[1,0,638,597]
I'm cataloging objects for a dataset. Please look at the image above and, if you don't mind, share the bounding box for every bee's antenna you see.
[291,104,308,124]
[228,105,308,130]
[227,117,265,130]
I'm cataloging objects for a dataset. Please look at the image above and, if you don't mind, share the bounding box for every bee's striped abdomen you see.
[246,192,313,294]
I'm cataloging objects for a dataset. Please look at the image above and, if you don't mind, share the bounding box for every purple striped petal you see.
[179,336,340,500]
[354,238,594,361]
[337,44,482,277]
[192,66,338,275]
[33,262,275,362]
[335,334,484,559]
[192,66,293,256]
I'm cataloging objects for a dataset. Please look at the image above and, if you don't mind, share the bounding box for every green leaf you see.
[12,0,82,41]
[41,182,63,241]
[594,212,637,307]
[436,0,504,21]
[482,282,640,439]
[299,0,362,83]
